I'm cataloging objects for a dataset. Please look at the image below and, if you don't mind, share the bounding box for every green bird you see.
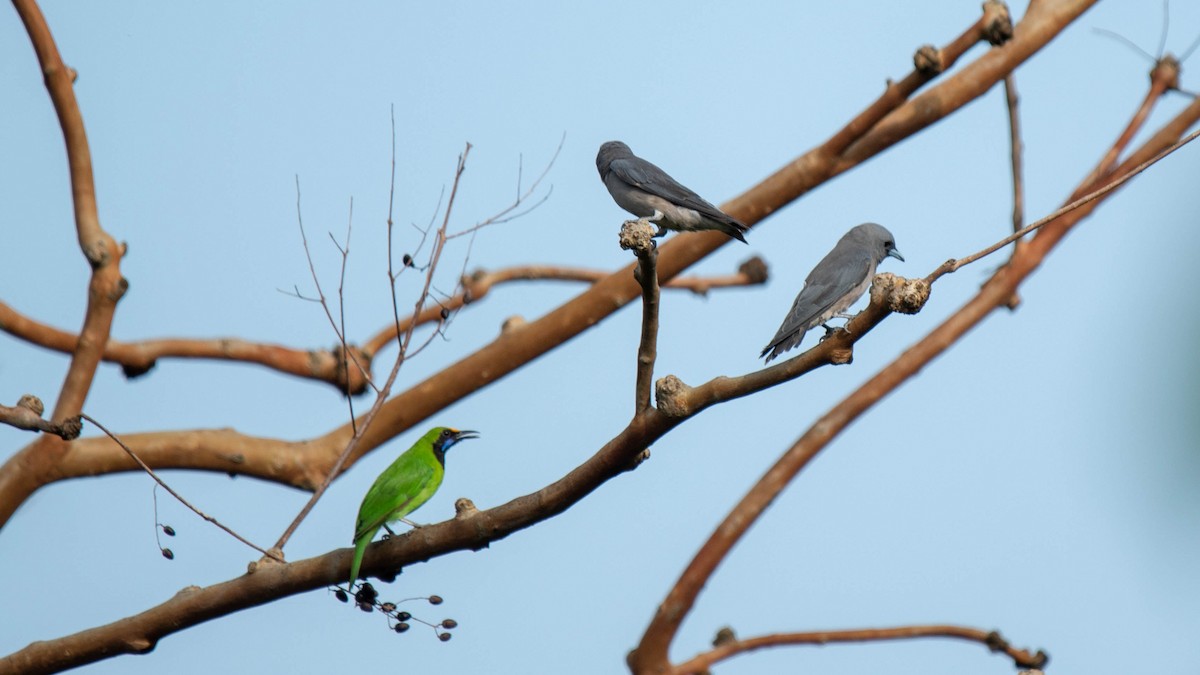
[347,427,479,589]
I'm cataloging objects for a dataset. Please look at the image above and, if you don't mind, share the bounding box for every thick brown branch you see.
[0,300,373,393]
[630,76,1200,675]
[671,625,1047,674]
[12,0,125,424]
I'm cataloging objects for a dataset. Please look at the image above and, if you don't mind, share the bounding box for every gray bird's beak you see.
[452,429,480,442]
[887,248,905,262]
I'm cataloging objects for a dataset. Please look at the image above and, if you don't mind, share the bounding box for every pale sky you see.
[2,2,1199,674]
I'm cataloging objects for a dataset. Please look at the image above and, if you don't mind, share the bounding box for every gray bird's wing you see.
[761,250,874,359]
[607,156,737,224]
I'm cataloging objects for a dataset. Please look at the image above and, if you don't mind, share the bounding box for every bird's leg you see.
[645,210,669,238]
[382,524,398,539]
[399,517,425,528]
[820,320,854,340]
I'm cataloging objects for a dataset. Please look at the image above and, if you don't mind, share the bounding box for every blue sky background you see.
[2,2,1199,673]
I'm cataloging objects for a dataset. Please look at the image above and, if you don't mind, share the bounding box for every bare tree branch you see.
[620,222,661,415]
[671,625,1047,675]
[79,414,282,561]
[1004,74,1025,234]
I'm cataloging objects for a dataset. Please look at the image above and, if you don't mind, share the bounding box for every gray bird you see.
[596,141,749,243]
[760,222,903,362]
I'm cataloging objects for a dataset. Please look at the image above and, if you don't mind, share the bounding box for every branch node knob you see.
[619,220,657,256]
[655,374,692,417]
[913,45,943,75]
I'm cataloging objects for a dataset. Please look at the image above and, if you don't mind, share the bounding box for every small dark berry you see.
[356,583,378,603]
[380,602,396,613]
[161,525,176,537]
[441,619,458,629]
[438,632,452,642]
[396,611,412,621]
[428,595,443,605]
[334,589,349,603]
[439,308,450,320]
[161,548,175,560]
[402,254,413,267]
[357,602,374,613]
[394,622,410,633]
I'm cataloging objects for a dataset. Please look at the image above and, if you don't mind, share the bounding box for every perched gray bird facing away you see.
[760,222,903,362]
[596,141,749,243]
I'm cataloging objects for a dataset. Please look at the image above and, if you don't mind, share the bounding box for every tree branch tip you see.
[501,315,528,333]
[655,375,693,417]
[121,360,157,379]
[454,498,480,518]
[17,394,44,416]
[713,626,737,647]
[1151,54,1181,90]
[737,256,770,284]
[914,44,944,75]
[870,273,930,315]
[619,220,658,255]
[981,0,1014,46]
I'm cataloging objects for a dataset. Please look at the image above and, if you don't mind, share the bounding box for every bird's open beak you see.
[887,248,905,262]
[451,429,480,442]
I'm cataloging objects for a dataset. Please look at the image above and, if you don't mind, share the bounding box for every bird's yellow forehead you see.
[446,427,460,434]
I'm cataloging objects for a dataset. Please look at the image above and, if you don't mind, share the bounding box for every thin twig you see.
[446,132,563,240]
[1092,27,1157,63]
[1004,74,1025,234]
[926,125,1200,283]
[78,413,282,562]
[270,143,471,555]
[671,625,1047,675]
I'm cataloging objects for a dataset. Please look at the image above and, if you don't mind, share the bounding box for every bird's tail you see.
[721,221,749,243]
[348,534,370,592]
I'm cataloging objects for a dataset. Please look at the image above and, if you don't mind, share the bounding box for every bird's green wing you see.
[352,447,443,542]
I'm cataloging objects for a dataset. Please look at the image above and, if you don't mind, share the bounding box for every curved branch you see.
[0,260,767,396]
[671,625,1047,675]
[360,259,768,356]
[12,0,125,421]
